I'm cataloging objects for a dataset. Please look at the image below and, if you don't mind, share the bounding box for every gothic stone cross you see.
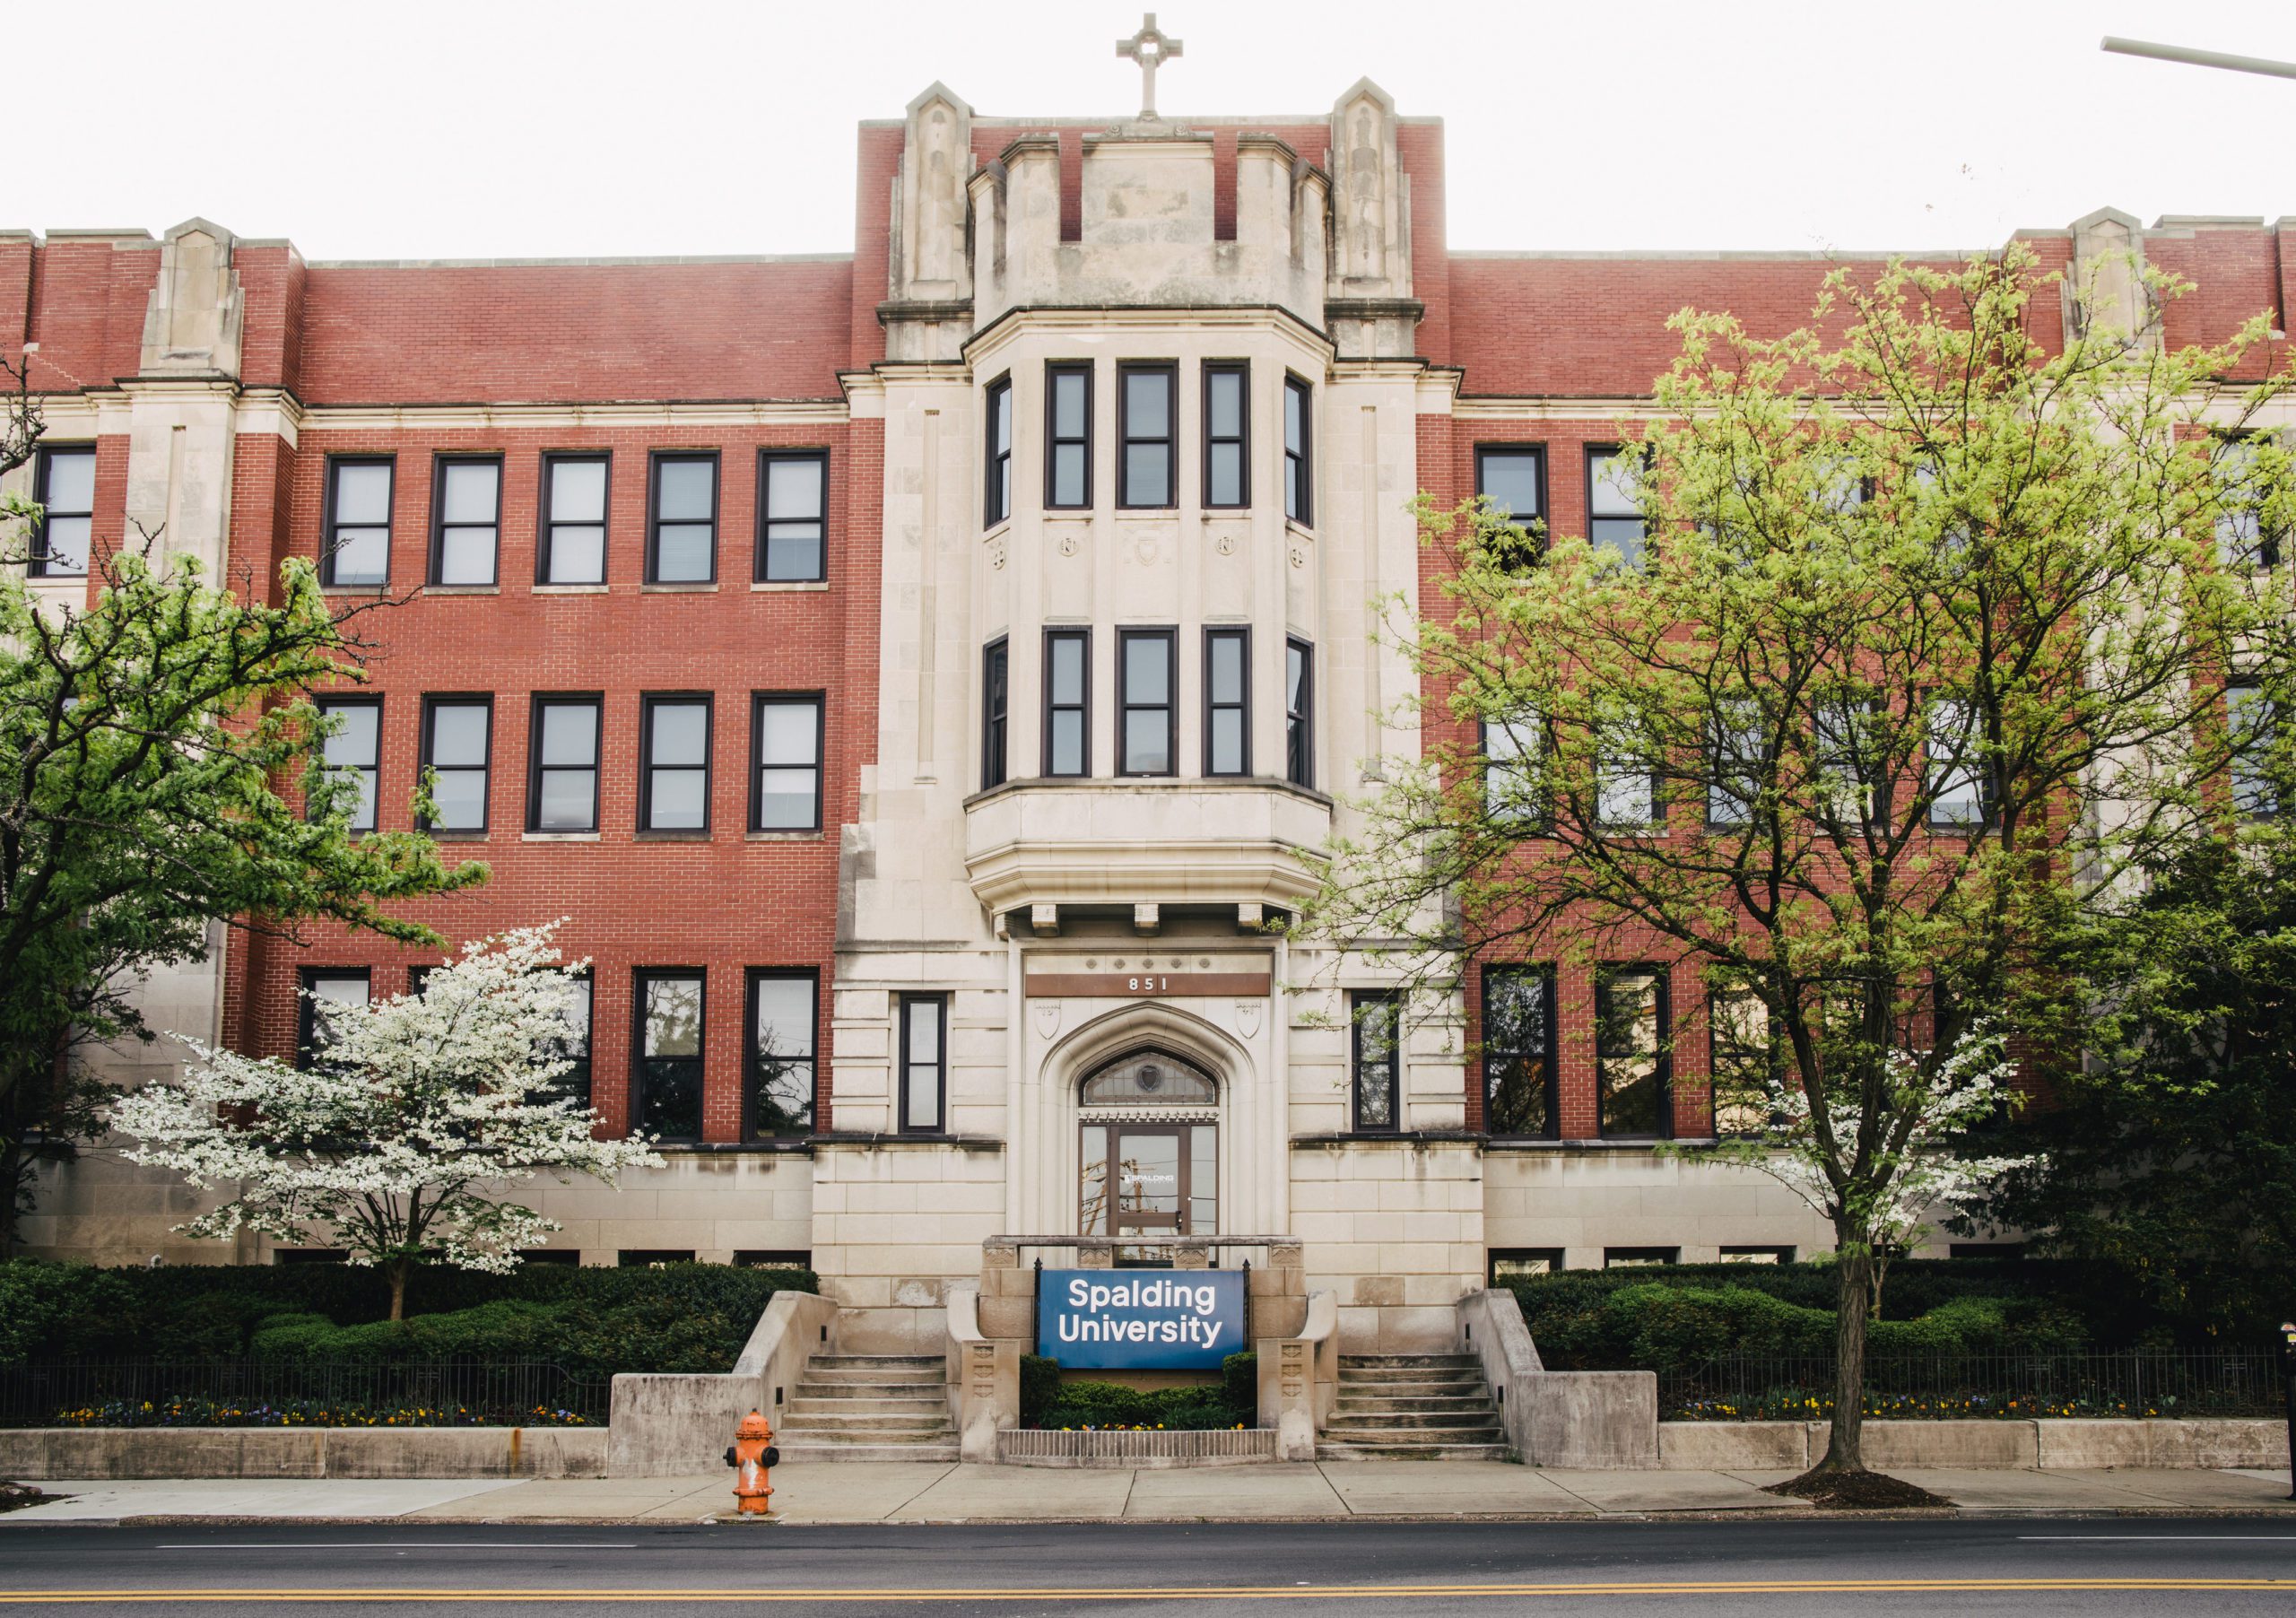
[1117,13,1184,120]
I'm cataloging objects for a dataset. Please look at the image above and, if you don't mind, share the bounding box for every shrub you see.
[0,1259,818,1374]
[1019,1354,1062,1420]
[1222,1351,1257,1415]
[1021,1362,1257,1430]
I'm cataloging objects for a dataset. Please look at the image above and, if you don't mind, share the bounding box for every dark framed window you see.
[634,970,705,1142]
[2214,435,2279,569]
[544,970,594,1110]
[1722,1246,1795,1265]
[1483,713,1544,828]
[1926,697,1992,830]
[538,452,610,584]
[1475,446,1545,566]
[297,970,371,1070]
[1118,627,1177,776]
[1814,696,1882,828]
[984,375,1013,526]
[2229,681,2278,818]
[1596,966,1670,1139]
[315,696,381,833]
[322,456,394,587]
[640,693,713,831]
[1204,362,1249,508]
[1118,362,1177,509]
[1283,375,1312,525]
[29,444,94,577]
[1204,627,1250,776]
[419,696,492,831]
[746,970,817,1139]
[982,638,1009,790]
[1489,1248,1565,1283]
[1351,991,1401,1133]
[647,452,718,583]
[430,455,501,586]
[1605,1248,1679,1268]
[620,1248,696,1266]
[1596,727,1660,830]
[758,450,828,582]
[899,993,947,1133]
[752,693,823,831]
[1709,987,1777,1137]
[1587,446,1648,565]
[1482,967,1555,1138]
[1708,701,1761,828]
[527,695,601,833]
[1045,362,1093,509]
[1285,638,1313,788]
[1044,629,1091,777]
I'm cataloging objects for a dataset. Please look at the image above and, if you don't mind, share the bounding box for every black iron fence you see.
[0,1356,613,1428]
[1661,1350,2284,1422]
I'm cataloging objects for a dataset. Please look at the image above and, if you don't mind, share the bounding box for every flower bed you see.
[48,1397,596,1430]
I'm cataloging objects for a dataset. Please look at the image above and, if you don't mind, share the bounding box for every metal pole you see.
[2280,1322,2296,1501]
[2101,37,2296,82]
[1031,1257,1043,1351]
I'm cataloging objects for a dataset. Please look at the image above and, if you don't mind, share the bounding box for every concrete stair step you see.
[1335,1373,1485,1389]
[1338,1353,1479,1368]
[778,1414,953,1434]
[807,1354,944,1368]
[1324,1410,1502,1432]
[775,1440,961,1464]
[1335,1364,1483,1380]
[1318,1440,1513,1462]
[796,1379,945,1396]
[787,1396,946,1416]
[1335,1394,1496,1413]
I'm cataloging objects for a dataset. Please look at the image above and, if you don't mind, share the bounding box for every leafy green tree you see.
[1300,246,2293,1486]
[0,364,484,1249]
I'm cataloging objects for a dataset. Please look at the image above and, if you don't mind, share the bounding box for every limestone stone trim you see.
[140,220,244,379]
[291,399,851,434]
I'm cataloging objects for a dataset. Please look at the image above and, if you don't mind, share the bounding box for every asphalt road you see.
[2,1518,2294,1614]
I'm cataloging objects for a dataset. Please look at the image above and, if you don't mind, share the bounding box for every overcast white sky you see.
[13,1,2293,262]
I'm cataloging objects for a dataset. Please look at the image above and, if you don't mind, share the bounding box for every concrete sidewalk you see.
[7,1462,2294,1524]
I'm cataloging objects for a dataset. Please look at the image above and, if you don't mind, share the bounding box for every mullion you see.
[1204,627,1250,776]
[1118,362,1176,509]
[1118,628,1175,777]
[1045,363,1093,509]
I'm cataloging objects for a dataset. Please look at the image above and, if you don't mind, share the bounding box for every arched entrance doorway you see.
[1077,1048,1219,1250]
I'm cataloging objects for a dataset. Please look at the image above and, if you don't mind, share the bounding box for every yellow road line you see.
[2,1580,2292,1603]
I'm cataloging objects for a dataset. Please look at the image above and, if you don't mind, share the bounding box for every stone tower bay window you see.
[1204,626,1250,776]
[1118,363,1177,509]
[1043,630,1091,777]
[1204,362,1248,508]
[1118,627,1177,776]
[1045,363,1093,509]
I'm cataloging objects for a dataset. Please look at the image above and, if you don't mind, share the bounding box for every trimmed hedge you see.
[1509,1259,2139,1374]
[0,1260,818,1374]
[1020,1351,1257,1430]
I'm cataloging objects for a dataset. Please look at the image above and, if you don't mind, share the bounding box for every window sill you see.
[652,1139,816,1156]
[535,583,611,594]
[1291,1130,1482,1148]
[1286,518,1316,541]
[752,580,829,592]
[523,831,600,842]
[425,831,491,842]
[642,581,719,593]
[1482,1135,1683,1153]
[320,583,391,596]
[1114,506,1179,517]
[635,829,713,841]
[745,829,825,842]
[424,584,500,596]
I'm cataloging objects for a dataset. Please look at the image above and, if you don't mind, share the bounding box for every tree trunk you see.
[1813,1238,1872,1474]
[387,1258,411,1324]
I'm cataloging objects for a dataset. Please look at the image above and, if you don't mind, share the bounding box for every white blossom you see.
[115,920,661,1283]
[1708,1021,2037,1258]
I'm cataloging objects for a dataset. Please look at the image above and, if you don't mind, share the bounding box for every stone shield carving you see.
[1235,1001,1263,1039]
[1032,1000,1062,1040]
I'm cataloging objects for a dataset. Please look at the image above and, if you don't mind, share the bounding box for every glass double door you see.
[1081,1122,1215,1242]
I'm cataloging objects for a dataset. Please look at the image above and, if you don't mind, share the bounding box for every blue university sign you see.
[1037,1268,1248,1370]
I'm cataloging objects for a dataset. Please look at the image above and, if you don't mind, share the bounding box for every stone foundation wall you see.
[1658,1418,2292,1471]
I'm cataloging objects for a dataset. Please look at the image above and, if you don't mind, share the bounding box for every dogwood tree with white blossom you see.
[116,922,660,1319]
[1703,1021,2035,1319]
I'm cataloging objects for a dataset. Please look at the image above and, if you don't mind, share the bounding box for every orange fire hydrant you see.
[724,1408,779,1517]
